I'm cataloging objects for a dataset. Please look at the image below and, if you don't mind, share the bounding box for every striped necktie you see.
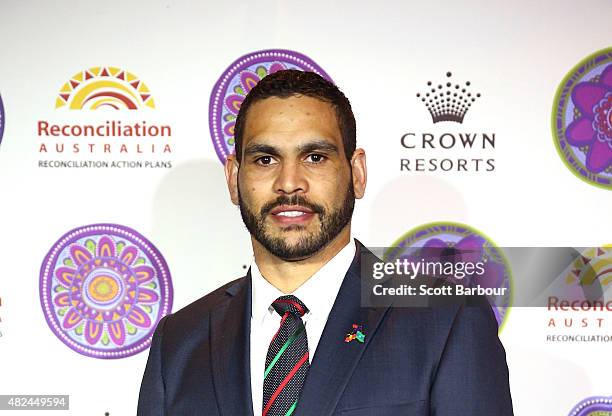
[262,295,310,416]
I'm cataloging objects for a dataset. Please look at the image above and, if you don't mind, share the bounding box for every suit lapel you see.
[295,240,391,416]
[210,270,255,416]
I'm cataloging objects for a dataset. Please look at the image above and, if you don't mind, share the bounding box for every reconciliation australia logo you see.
[37,67,173,169]
[545,246,612,342]
[400,72,495,173]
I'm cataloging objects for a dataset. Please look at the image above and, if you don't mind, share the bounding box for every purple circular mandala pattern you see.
[208,49,333,163]
[40,224,173,359]
[387,222,512,330]
[569,396,612,416]
[0,93,5,146]
[553,47,612,189]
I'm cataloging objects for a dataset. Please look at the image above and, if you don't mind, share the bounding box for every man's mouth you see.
[276,211,308,217]
[269,205,316,225]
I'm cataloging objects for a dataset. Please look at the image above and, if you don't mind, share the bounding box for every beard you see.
[237,179,355,261]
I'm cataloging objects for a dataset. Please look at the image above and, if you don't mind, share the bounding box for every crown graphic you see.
[416,72,481,124]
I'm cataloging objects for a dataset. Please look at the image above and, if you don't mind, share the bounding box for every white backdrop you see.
[0,0,610,414]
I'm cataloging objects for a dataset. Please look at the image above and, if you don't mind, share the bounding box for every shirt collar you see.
[250,237,357,324]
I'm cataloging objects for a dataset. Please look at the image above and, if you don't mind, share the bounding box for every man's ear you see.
[350,148,367,199]
[225,154,240,206]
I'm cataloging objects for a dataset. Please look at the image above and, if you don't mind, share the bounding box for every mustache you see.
[260,195,325,217]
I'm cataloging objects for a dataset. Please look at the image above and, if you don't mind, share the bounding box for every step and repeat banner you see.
[0,0,610,415]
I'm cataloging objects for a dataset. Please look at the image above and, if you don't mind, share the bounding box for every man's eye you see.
[256,156,274,165]
[306,154,326,163]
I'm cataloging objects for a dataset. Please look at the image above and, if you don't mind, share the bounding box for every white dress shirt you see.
[249,237,357,415]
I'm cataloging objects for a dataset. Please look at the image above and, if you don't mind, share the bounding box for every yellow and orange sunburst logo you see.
[565,246,612,288]
[55,67,155,110]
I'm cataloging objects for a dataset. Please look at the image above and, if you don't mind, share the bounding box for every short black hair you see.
[233,69,356,162]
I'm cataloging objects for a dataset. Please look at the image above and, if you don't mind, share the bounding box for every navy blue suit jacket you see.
[137,239,513,415]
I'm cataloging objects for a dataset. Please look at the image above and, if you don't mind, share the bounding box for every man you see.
[137,70,514,415]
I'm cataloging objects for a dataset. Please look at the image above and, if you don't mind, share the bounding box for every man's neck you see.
[252,226,352,294]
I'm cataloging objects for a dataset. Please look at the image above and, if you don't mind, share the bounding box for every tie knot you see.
[271,295,308,318]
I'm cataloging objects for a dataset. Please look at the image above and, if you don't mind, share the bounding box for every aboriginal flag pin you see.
[344,324,365,343]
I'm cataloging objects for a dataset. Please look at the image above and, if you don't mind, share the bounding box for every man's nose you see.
[273,161,308,195]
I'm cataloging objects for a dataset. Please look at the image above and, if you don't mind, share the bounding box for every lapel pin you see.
[344,324,365,343]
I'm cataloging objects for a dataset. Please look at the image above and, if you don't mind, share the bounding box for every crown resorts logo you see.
[0,93,5,146]
[416,72,481,124]
[553,47,612,189]
[37,66,172,169]
[39,224,173,358]
[209,49,332,163]
[568,396,612,416]
[400,72,495,173]
[386,222,512,331]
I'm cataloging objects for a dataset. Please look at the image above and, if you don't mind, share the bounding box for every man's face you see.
[233,95,355,261]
